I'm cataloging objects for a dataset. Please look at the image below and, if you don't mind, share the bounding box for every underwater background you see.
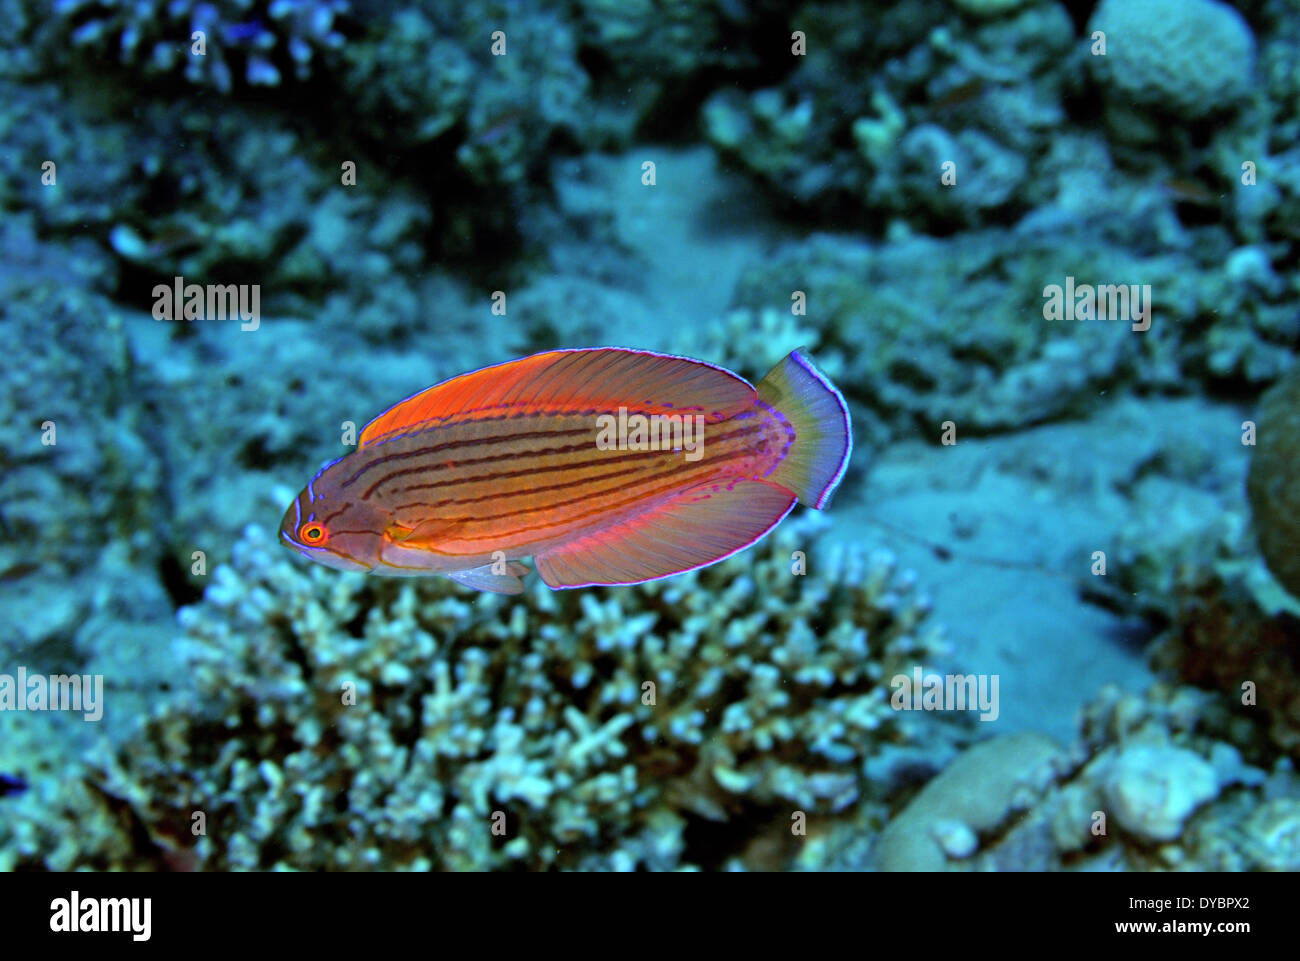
[2,0,1300,871]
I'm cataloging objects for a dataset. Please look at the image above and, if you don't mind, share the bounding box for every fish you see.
[1161,176,1221,207]
[279,347,852,594]
[0,561,40,583]
[930,77,987,110]
[0,772,27,797]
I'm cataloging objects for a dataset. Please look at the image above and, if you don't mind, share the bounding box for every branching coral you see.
[24,515,965,871]
[49,0,347,92]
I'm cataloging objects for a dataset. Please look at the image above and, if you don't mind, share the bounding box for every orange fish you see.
[279,347,852,594]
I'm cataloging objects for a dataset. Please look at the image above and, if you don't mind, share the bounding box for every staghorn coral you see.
[19,516,967,871]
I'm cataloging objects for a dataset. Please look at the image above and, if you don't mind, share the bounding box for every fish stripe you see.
[431,460,749,546]
[320,504,351,525]
[371,429,767,534]
[397,445,753,522]
[444,442,751,523]
[370,420,765,503]
[392,457,673,513]
[363,437,608,500]
[349,408,753,495]
[341,420,595,490]
[378,418,766,552]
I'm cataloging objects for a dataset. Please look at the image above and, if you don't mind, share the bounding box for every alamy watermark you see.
[152,275,260,330]
[0,667,103,721]
[1042,276,1150,332]
[50,891,150,941]
[890,667,999,722]
[595,408,705,462]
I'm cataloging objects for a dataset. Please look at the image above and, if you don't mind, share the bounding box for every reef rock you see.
[1104,744,1220,842]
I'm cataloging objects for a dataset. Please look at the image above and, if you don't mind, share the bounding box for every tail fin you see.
[756,349,852,508]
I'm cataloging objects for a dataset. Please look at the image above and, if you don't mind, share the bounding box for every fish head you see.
[278,462,387,573]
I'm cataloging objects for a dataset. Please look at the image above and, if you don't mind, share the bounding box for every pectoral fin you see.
[386,516,457,547]
[447,561,530,595]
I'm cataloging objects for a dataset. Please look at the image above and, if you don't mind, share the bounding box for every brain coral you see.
[54,517,963,871]
[1088,0,1255,118]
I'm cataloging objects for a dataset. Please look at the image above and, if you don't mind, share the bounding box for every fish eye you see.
[299,522,328,545]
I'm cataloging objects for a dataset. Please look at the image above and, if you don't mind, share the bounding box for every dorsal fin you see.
[359,347,756,448]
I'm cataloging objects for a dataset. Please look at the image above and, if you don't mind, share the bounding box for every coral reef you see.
[3,0,1299,876]
[703,1,1075,230]
[1091,396,1254,624]
[45,0,348,93]
[0,76,438,310]
[723,229,1233,445]
[1103,744,1220,842]
[0,240,169,653]
[1061,684,1289,871]
[872,683,1299,871]
[0,713,141,872]
[3,518,968,870]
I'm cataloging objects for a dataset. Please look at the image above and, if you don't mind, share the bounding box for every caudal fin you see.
[756,349,852,508]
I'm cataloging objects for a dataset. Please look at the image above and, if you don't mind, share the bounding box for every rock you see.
[875,731,1062,870]
[1104,745,1219,842]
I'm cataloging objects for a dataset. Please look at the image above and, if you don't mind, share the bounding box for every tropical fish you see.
[279,347,852,594]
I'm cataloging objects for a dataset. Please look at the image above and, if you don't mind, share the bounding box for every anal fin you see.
[535,481,796,589]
